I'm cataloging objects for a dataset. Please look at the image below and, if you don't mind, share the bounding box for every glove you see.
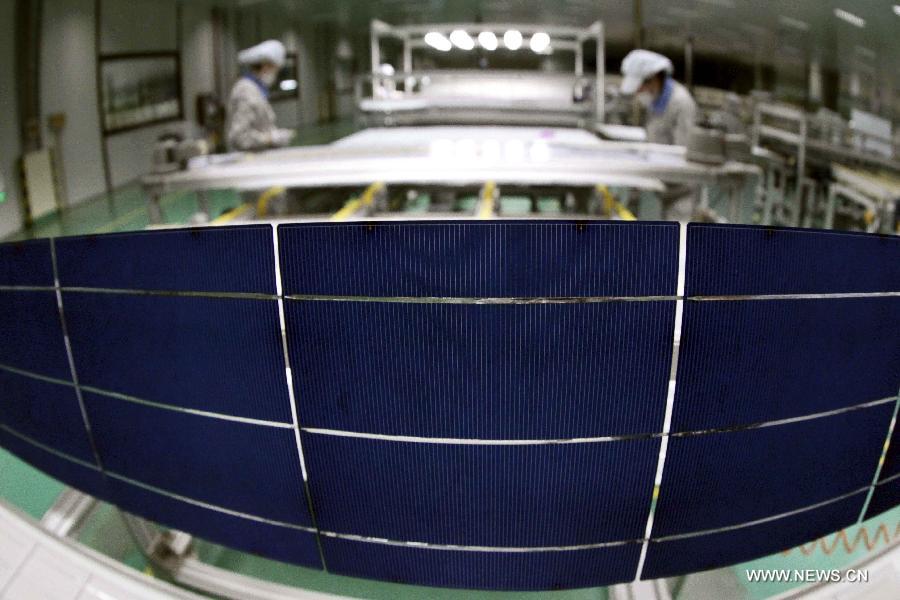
[271,128,296,147]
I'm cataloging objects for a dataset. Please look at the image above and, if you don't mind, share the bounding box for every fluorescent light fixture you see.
[529,32,551,54]
[449,29,475,50]
[778,15,809,31]
[696,0,735,7]
[894,5,900,16]
[478,31,498,51]
[424,31,452,51]
[834,8,865,28]
[279,79,298,91]
[503,29,523,50]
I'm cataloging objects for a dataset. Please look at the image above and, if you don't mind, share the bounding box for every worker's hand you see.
[271,128,296,147]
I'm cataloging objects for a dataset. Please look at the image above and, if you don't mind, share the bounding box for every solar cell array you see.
[0,222,897,590]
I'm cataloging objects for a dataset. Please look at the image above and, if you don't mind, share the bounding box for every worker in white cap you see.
[620,49,697,146]
[226,40,295,151]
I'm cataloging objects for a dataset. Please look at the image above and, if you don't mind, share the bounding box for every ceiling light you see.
[503,30,523,50]
[834,8,865,28]
[449,30,475,50]
[279,79,298,91]
[894,5,900,16]
[778,15,809,31]
[478,31,498,51]
[424,32,452,52]
[529,32,551,54]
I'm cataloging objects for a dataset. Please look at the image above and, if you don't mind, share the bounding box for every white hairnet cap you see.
[620,49,673,95]
[238,40,286,68]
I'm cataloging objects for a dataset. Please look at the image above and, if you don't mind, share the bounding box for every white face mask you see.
[636,91,654,108]
[259,69,278,87]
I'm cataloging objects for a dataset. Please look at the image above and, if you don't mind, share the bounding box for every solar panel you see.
[287,301,674,438]
[684,224,900,296]
[0,371,94,464]
[0,291,71,380]
[304,434,659,547]
[281,221,677,584]
[319,538,641,591]
[0,239,54,287]
[674,224,900,430]
[278,221,678,298]
[672,298,900,430]
[62,293,290,421]
[55,227,277,294]
[643,490,866,579]
[0,221,897,591]
[651,407,891,537]
[84,392,312,527]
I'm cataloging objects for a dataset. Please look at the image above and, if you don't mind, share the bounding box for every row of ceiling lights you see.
[424,30,552,54]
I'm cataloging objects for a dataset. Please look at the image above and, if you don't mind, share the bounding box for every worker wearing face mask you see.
[620,49,697,147]
[227,40,295,152]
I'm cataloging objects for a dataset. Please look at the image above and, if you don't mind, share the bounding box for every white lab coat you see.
[645,80,697,147]
[226,77,286,152]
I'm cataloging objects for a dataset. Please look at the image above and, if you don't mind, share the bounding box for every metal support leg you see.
[197,190,210,221]
[148,192,163,225]
[40,488,96,538]
[825,185,837,230]
[762,169,775,226]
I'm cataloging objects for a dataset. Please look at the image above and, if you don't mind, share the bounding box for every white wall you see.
[181,0,216,125]
[100,0,177,54]
[0,0,23,239]
[41,0,106,206]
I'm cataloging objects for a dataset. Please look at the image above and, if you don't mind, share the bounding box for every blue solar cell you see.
[652,406,891,537]
[321,538,641,590]
[287,301,673,438]
[84,392,312,527]
[63,293,290,422]
[685,224,900,295]
[672,298,900,431]
[0,291,71,380]
[0,239,54,287]
[0,427,110,503]
[278,221,678,298]
[107,478,322,568]
[864,476,900,520]
[0,371,95,464]
[55,226,276,294]
[303,434,658,547]
[643,491,865,580]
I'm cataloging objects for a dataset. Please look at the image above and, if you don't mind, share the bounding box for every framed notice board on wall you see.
[99,52,183,134]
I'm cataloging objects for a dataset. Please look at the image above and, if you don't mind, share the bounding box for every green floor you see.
[1,119,898,597]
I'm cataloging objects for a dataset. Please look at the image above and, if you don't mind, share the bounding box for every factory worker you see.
[620,49,697,147]
[227,40,295,151]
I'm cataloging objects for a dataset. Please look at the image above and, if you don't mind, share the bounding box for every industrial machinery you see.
[357,20,605,129]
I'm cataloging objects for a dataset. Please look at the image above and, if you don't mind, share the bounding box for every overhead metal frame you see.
[367,19,605,123]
